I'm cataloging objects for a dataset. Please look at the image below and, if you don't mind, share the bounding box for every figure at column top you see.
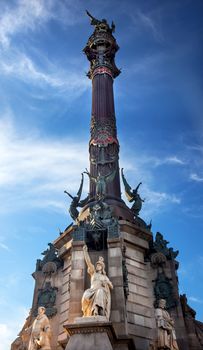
[86,10,115,33]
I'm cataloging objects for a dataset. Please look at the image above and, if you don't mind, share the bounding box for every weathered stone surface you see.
[125,246,144,262]
[126,263,147,279]
[109,266,123,277]
[128,282,149,297]
[64,318,114,350]
[62,272,71,284]
[63,257,72,270]
[127,272,148,287]
[110,310,121,323]
[128,293,152,308]
[126,302,152,318]
[125,258,146,270]
[60,310,70,324]
[109,247,122,258]
[60,289,69,302]
[66,332,113,350]
[127,312,153,328]
[60,301,69,314]
[75,316,108,323]
[121,231,149,249]
[128,323,154,339]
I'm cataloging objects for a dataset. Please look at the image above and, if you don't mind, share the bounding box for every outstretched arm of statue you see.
[83,245,94,275]
[84,169,97,183]
[64,190,74,199]
[134,182,142,193]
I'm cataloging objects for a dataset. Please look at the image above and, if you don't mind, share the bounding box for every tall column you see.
[83,15,121,201]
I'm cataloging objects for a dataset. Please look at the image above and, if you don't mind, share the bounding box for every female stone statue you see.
[82,245,113,320]
[28,306,51,350]
[155,299,179,350]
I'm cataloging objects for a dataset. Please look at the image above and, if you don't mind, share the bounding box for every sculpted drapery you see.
[28,307,51,350]
[155,299,179,350]
[82,245,113,320]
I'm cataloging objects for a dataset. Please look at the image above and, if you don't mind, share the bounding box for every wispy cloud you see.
[0,0,53,48]
[0,113,182,218]
[141,187,181,219]
[0,0,89,99]
[136,10,163,42]
[164,156,185,165]
[0,112,89,213]
[122,152,185,168]
[130,9,163,43]
[188,296,203,304]
[0,243,10,252]
[129,53,165,78]
[0,50,89,97]
[190,173,203,182]
[0,306,29,350]
[0,0,82,49]
[150,155,185,167]
[120,153,181,220]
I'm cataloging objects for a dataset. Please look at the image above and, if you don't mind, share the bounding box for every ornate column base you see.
[64,316,135,350]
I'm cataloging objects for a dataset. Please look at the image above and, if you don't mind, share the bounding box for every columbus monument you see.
[11,12,203,350]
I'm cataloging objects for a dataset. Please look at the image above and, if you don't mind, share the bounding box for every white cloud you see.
[136,10,163,42]
[120,154,181,220]
[188,296,203,304]
[0,0,53,48]
[0,113,181,218]
[164,156,185,165]
[0,323,11,350]
[129,53,165,79]
[150,155,185,167]
[190,173,203,182]
[0,306,28,350]
[0,1,90,98]
[0,113,89,213]
[141,187,181,219]
[0,50,89,96]
[0,243,10,252]
[121,152,185,169]
[0,0,82,49]
[130,9,163,43]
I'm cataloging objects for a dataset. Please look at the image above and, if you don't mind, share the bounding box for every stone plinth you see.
[64,317,113,350]
[64,317,135,350]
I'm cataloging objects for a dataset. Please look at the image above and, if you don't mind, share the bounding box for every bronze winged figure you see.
[64,173,88,221]
[121,168,144,216]
[84,167,117,199]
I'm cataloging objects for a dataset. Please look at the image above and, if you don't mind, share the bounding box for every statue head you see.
[95,256,106,275]
[38,306,46,316]
[158,299,166,309]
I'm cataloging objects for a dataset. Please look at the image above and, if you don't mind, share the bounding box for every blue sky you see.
[0,0,203,348]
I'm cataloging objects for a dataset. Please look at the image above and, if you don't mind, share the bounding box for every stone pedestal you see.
[64,317,114,350]
[64,317,135,350]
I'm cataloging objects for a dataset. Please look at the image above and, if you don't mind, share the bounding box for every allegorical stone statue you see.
[121,168,144,216]
[84,167,116,199]
[82,245,113,320]
[64,173,88,221]
[155,299,179,350]
[28,306,51,350]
